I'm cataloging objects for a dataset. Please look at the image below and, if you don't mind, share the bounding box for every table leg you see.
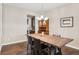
[50,46,62,55]
[54,47,62,55]
[57,48,62,55]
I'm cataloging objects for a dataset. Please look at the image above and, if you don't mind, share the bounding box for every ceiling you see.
[4,3,67,14]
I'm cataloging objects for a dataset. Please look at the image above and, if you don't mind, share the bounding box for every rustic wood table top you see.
[27,34,73,48]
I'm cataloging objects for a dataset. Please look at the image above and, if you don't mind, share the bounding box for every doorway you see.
[27,15,35,34]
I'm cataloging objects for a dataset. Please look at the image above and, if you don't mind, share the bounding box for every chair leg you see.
[27,44,32,55]
[50,46,62,55]
[50,46,56,55]
[57,48,62,55]
[54,47,57,55]
[54,47,62,55]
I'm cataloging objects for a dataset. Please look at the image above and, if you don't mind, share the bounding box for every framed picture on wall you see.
[60,16,73,27]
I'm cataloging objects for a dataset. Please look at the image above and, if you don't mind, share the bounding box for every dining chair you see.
[32,37,51,55]
[51,34,62,55]
[27,35,34,55]
[32,38,41,55]
[40,42,51,55]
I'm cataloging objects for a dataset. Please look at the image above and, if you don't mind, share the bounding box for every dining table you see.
[27,33,73,55]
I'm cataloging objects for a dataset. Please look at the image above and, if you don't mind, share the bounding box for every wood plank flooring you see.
[0,41,79,55]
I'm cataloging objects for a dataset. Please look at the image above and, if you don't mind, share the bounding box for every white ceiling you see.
[4,3,67,14]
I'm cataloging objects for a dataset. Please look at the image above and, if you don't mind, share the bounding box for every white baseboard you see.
[2,40,27,46]
[66,44,79,50]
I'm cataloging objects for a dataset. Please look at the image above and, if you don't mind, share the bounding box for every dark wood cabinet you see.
[38,20,49,34]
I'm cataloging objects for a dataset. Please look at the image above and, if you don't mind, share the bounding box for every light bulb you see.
[44,17,48,20]
[41,16,44,19]
[36,17,41,20]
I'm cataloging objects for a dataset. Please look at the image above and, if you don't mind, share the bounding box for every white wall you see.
[2,4,39,45]
[0,3,2,51]
[35,17,38,33]
[46,4,79,49]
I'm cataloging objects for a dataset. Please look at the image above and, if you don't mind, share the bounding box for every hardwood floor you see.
[0,51,1,55]
[1,42,27,55]
[1,41,79,55]
[62,46,79,55]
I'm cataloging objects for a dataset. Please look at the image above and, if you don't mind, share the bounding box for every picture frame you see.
[60,16,73,27]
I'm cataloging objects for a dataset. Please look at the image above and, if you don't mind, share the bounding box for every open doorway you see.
[27,15,35,34]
